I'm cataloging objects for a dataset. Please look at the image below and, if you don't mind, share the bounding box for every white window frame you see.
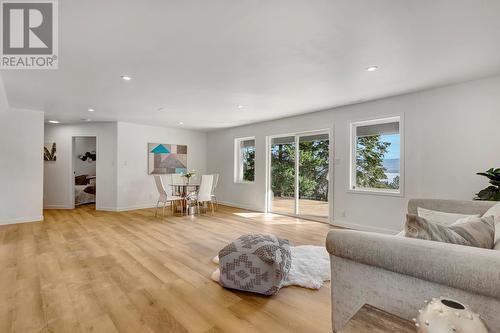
[349,115,404,196]
[234,137,256,183]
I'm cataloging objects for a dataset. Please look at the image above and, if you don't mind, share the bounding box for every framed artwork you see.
[148,143,187,174]
[44,142,57,161]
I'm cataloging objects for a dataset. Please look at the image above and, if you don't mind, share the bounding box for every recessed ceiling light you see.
[48,120,60,124]
[88,108,95,112]
[237,104,245,109]
[366,66,379,72]
[178,121,184,125]
[121,75,132,81]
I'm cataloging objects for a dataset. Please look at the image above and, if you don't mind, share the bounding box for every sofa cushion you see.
[409,199,495,216]
[405,214,495,249]
[394,208,479,236]
[417,207,478,226]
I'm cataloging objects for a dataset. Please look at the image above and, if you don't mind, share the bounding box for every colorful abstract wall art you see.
[148,143,187,174]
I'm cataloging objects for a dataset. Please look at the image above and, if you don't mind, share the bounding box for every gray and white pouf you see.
[218,234,292,295]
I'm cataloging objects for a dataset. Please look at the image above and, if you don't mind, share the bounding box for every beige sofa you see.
[326,199,500,332]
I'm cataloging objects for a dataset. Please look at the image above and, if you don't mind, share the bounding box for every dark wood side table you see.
[339,304,416,333]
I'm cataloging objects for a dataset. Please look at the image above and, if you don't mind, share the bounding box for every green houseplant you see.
[474,168,500,201]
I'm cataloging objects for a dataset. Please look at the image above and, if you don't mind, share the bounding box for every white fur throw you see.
[212,245,330,290]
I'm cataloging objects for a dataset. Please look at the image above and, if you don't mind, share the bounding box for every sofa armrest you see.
[326,229,500,299]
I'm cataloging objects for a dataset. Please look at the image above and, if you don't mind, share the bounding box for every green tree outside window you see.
[242,146,255,182]
[356,135,399,190]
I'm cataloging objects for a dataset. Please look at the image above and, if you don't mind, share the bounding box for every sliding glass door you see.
[268,131,330,222]
[270,136,296,216]
[298,133,329,220]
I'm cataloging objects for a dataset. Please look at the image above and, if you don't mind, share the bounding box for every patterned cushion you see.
[417,207,478,226]
[218,234,292,295]
[405,214,495,249]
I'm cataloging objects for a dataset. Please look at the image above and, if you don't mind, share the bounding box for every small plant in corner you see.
[474,168,500,201]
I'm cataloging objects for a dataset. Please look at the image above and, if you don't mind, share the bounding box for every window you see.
[350,116,402,194]
[235,137,255,182]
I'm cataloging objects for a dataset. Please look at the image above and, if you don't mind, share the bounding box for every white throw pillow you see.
[482,203,500,249]
[395,207,478,237]
[417,207,479,226]
[482,203,500,222]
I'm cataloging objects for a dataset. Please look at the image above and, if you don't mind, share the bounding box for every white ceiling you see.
[3,0,500,130]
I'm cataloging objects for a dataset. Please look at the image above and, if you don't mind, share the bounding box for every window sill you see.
[234,181,255,184]
[347,187,403,197]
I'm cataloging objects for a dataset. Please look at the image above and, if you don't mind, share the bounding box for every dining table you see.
[168,182,200,215]
[169,182,200,198]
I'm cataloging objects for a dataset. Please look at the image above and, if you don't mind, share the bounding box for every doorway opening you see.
[72,136,97,209]
[267,131,330,223]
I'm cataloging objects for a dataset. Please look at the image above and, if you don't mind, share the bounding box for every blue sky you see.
[380,134,400,159]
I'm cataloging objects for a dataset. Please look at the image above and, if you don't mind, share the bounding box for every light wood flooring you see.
[0,204,334,333]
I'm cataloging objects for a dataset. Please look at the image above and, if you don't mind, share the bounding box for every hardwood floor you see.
[0,204,334,333]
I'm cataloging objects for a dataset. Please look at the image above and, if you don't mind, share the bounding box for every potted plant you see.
[474,168,500,201]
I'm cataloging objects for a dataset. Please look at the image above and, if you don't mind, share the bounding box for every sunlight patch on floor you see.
[233,212,278,218]
[233,211,324,225]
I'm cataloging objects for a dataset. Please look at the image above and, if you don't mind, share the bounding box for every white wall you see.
[116,122,207,210]
[0,108,44,224]
[44,123,118,209]
[44,121,207,212]
[0,76,8,113]
[207,75,500,233]
[74,137,96,176]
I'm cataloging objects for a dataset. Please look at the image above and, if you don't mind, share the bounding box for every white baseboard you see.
[44,205,73,209]
[98,204,157,212]
[0,215,44,225]
[97,206,119,212]
[332,219,398,234]
[217,201,262,212]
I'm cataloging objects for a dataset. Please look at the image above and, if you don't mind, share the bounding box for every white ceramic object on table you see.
[413,297,488,333]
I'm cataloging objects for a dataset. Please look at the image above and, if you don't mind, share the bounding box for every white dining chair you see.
[154,176,184,217]
[170,173,184,196]
[211,173,219,210]
[192,174,215,215]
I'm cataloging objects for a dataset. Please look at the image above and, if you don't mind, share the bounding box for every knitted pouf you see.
[218,234,292,295]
